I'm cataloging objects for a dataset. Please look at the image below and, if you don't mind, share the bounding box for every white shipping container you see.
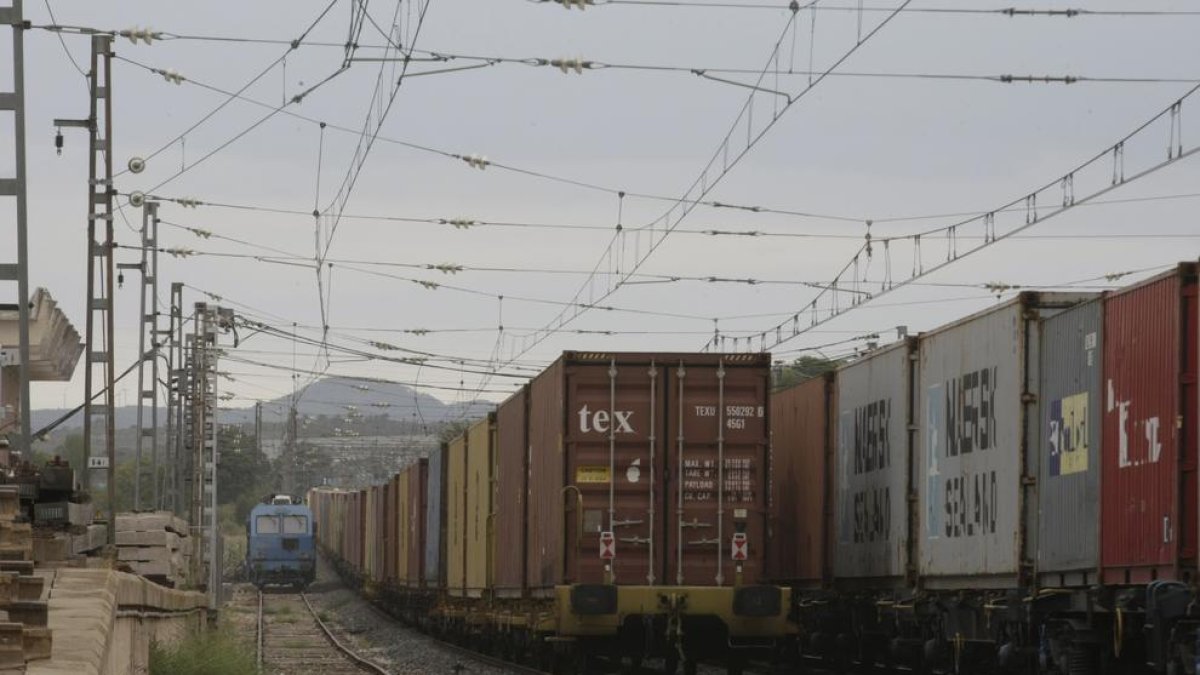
[834,339,915,582]
[916,293,1091,587]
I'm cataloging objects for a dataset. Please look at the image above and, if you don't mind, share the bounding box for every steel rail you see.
[298,592,391,674]
[255,590,264,672]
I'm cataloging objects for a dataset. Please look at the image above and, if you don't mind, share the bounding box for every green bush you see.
[149,626,257,675]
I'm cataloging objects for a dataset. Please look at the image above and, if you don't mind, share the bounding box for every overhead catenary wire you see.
[495,0,914,371]
[533,0,1200,16]
[734,81,1200,353]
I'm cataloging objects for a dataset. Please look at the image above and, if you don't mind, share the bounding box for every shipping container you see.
[447,434,468,596]
[527,352,771,594]
[1101,264,1198,585]
[772,373,834,585]
[917,292,1091,588]
[495,387,529,597]
[405,459,427,587]
[425,445,446,588]
[833,338,916,585]
[1037,300,1103,587]
[394,469,409,585]
[385,475,397,584]
[465,414,496,597]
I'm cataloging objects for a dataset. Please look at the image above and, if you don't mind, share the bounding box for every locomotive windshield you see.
[282,515,307,534]
[255,515,280,534]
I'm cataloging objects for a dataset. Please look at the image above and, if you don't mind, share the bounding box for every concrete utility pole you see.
[55,34,117,540]
[1,1,34,457]
[122,201,160,511]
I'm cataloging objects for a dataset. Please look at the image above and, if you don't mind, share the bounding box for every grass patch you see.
[150,626,256,675]
[317,611,331,623]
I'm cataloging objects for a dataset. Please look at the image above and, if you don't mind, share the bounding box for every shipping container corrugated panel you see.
[833,339,915,583]
[465,415,496,597]
[495,388,528,597]
[405,460,427,587]
[424,445,445,587]
[772,374,833,585]
[1102,265,1198,584]
[1037,300,1104,585]
[447,435,468,595]
[917,293,1092,587]
[527,352,771,593]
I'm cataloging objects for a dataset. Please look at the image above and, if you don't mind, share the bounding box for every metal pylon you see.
[74,34,116,541]
[0,1,32,456]
[124,201,160,510]
[164,282,184,514]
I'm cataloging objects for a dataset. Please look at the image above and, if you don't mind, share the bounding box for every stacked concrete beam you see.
[0,487,53,670]
[113,513,191,587]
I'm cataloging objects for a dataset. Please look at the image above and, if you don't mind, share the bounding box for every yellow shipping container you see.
[447,434,468,596]
[396,468,410,584]
[465,414,496,597]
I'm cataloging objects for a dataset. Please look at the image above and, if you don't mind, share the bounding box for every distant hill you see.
[31,376,500,432]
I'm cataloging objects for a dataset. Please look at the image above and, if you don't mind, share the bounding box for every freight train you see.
[310,261,1200,674]
[310,352,791,674]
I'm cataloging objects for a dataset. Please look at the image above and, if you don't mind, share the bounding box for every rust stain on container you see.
[494,387,529,596]
[1101,264,1198,584]
[771,373,834,586]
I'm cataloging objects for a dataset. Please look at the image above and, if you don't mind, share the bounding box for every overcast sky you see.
[4,0,1200,417]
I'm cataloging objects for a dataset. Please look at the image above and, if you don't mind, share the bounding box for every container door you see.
[563,360,662,586]
[665,358,769,586]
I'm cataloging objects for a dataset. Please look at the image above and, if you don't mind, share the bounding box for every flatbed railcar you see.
[311,351,795,674]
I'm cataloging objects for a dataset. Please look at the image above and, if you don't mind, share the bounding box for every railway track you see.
[256,589,388,675]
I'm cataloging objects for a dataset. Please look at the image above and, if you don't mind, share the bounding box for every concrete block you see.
[23,626,51,661]
[32,538,67,564]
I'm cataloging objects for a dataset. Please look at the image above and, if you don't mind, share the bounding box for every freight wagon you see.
[773,266,1200,675]
[774,291,1101,672]
[311,351,793,674]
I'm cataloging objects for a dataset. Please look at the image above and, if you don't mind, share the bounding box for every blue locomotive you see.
[245,495,316,589]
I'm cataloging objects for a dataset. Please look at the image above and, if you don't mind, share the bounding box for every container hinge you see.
[907,490,918,503]
[680,518,713,529]
[1021,392,1037,403]
[1021,475,1037,486]
[612,519,644,528]
[907,424,918,432]
[688,538,720,546]
[619,536,650,545]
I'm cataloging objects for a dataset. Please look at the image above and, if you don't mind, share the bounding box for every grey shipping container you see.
[834,338,916,584]
[1037,299,1103,587]
[424,444,445,587]
[917,292,1092,588]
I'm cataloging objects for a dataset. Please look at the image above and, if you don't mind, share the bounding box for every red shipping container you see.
[527,352,771,593]
[495,386,529,597]
[1102,263,1198,584]
[770,373,834,585]
[405,460,427,587]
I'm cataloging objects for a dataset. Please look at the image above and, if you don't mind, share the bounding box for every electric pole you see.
[54,34,117,539]
[122,201,159,511]
[1,0,33,457]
